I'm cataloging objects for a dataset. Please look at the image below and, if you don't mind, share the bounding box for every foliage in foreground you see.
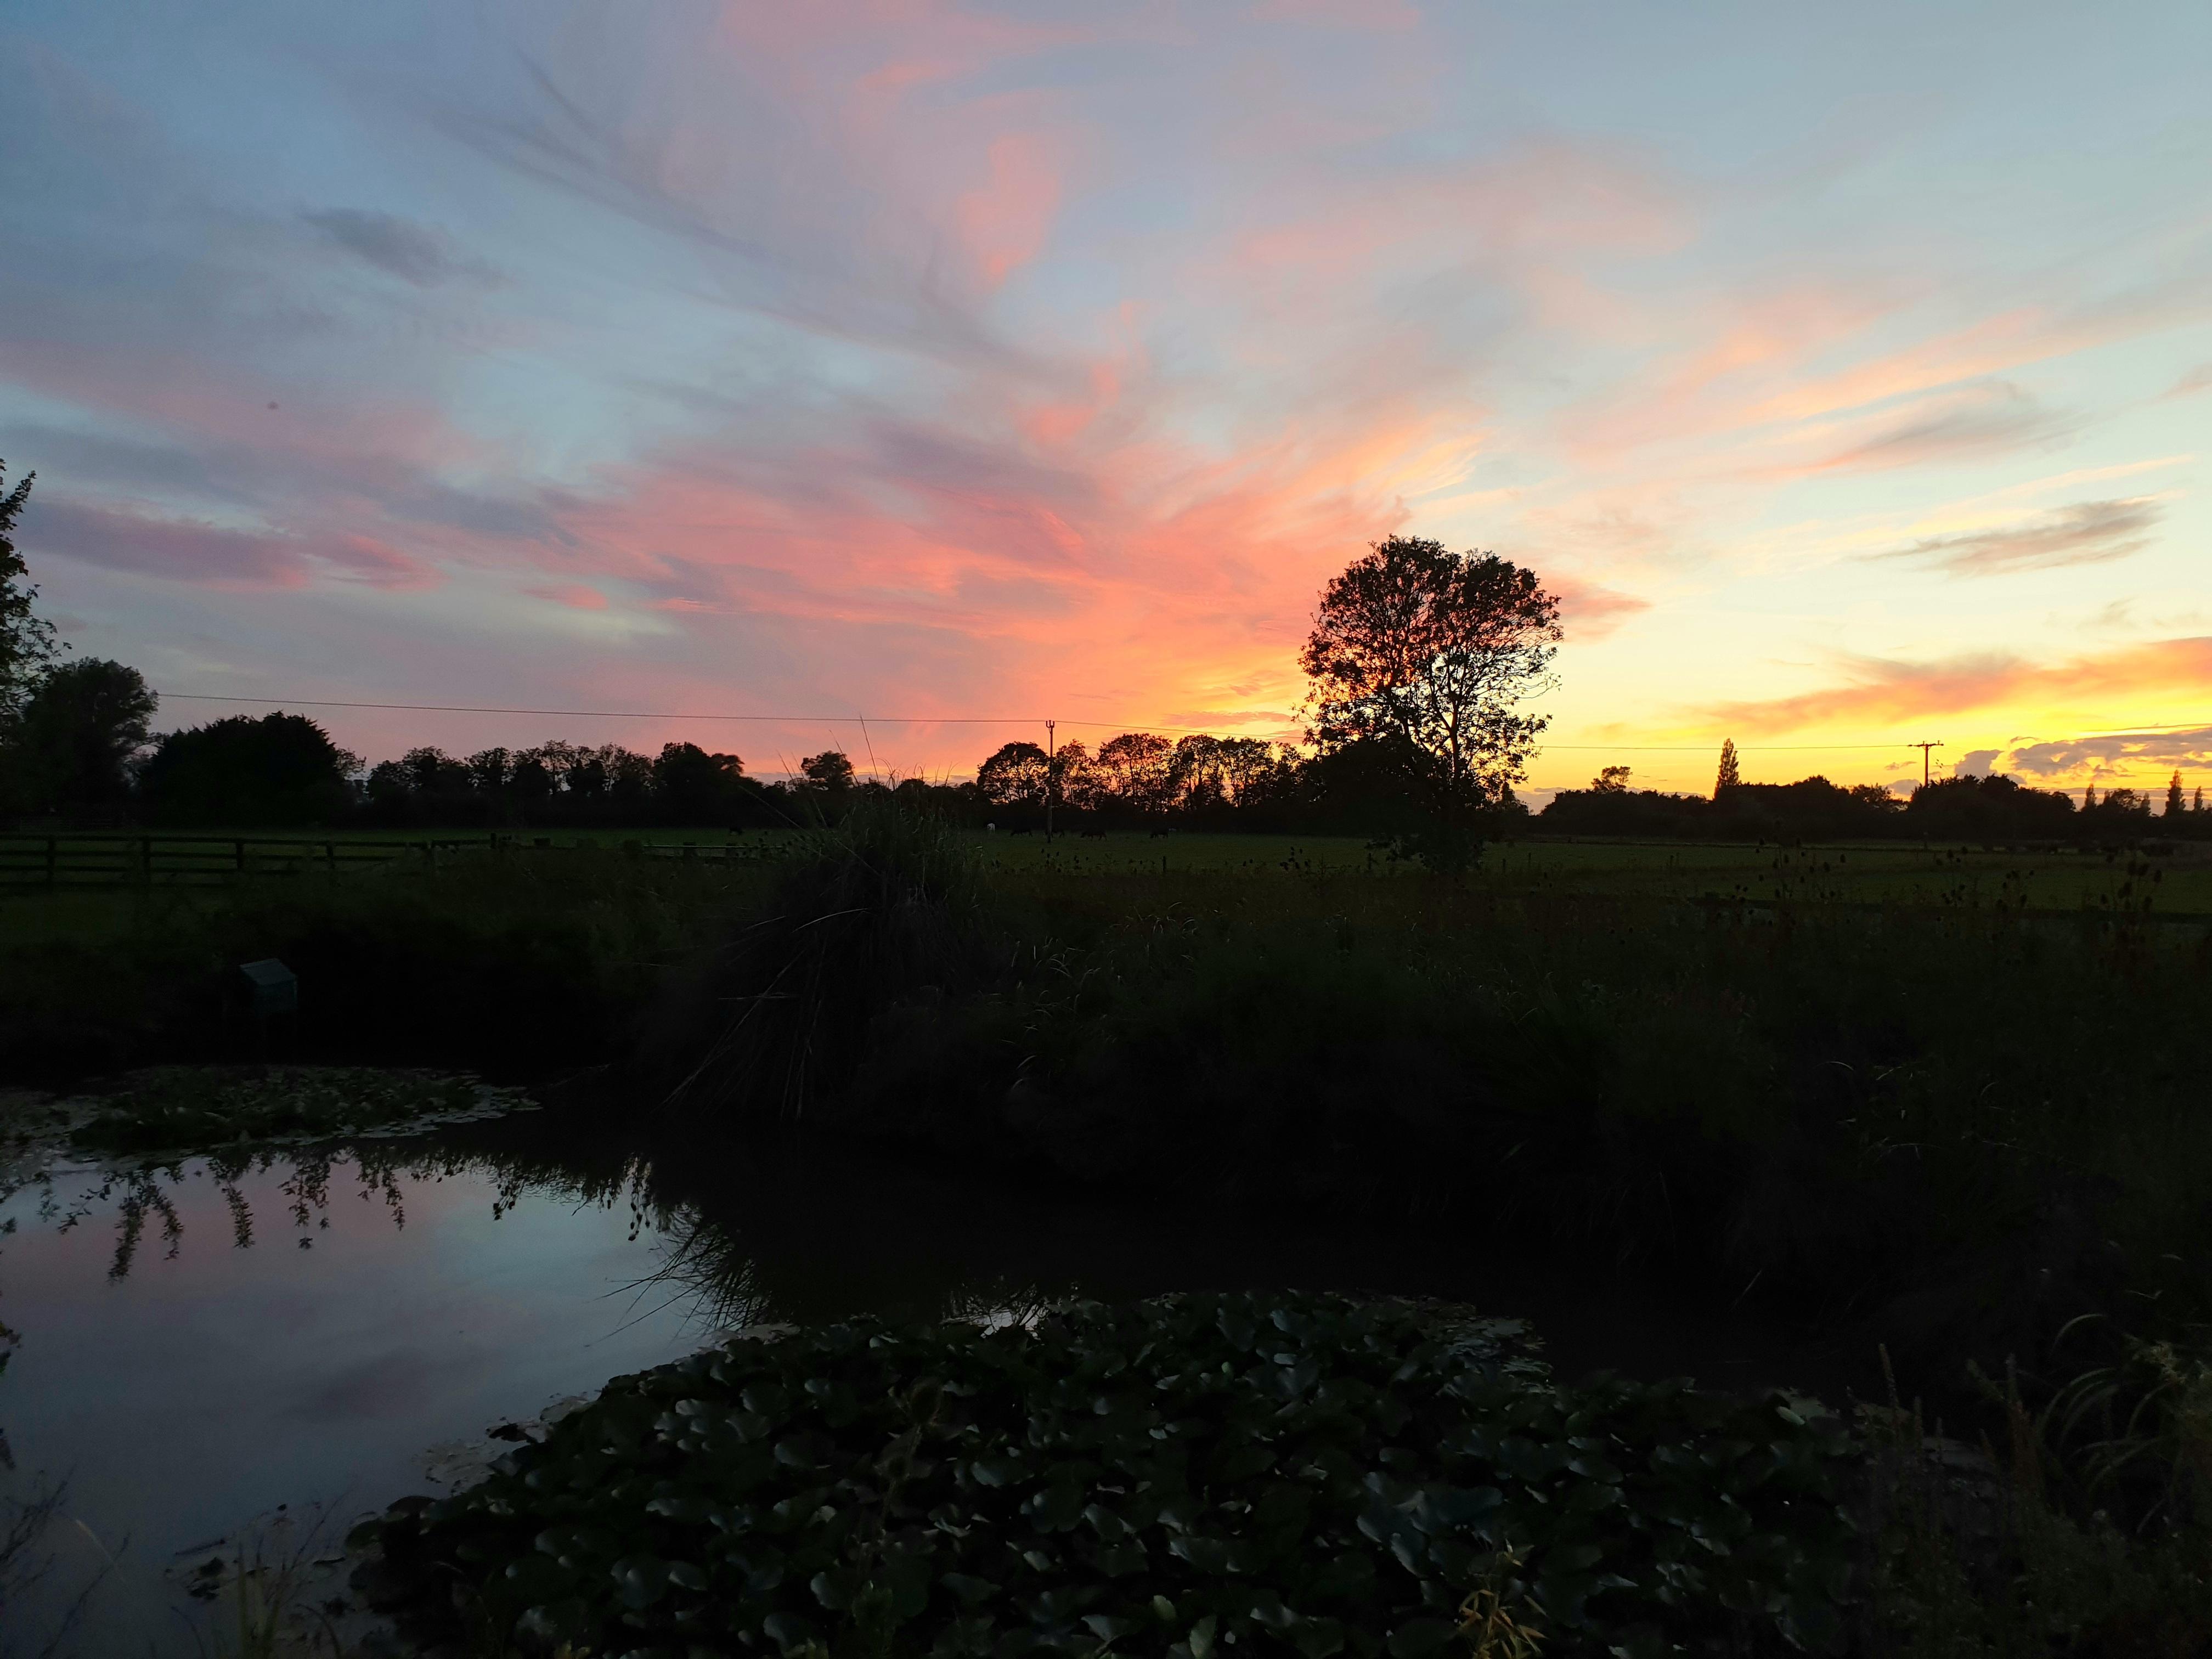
[64,1064,533,1156]
[827,873,2212,1378]
[1860,1342,2212,1656]
[644,800,988,1120]
[357,1292,1854,1658]
[0,847,765,1079]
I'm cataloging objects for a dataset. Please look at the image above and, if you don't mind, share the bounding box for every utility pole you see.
[1045,718,1057,841]
[1909,740,1943,788]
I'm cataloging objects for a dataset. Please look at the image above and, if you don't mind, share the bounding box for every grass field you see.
[968,828,2212,912]
[5,828,2207,952]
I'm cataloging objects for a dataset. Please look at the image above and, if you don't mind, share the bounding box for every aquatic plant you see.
[178,1500,353,1659]
[357,1291,1855,1657]
[0,1467,111,1659]
[67,1065,533,1156]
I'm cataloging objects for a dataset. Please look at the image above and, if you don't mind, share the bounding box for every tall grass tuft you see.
[644,800,986,1122]
[1864,1342,2212,1653]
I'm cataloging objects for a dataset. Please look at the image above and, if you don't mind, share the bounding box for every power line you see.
[153,692,2210,759]
[148,693,2013,749]
[155,695,1041,724]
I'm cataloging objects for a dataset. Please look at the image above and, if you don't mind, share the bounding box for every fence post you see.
[235,839,247,877]
[326,841,337,881]
[45,837,57,893]
[141,835,153,886]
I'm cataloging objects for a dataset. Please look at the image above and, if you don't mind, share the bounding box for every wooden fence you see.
[0,830,787,891]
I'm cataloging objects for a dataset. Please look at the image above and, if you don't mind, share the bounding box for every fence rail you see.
[0,833,510,890]
[0,832,785,891]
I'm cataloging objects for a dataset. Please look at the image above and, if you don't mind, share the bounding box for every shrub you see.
[356,1292,1855,1657]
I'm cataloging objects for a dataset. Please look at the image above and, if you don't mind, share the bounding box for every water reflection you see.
[0,1101,1857,1656]
[39,1151,444,1282]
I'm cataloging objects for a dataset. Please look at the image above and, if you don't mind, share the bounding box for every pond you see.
[0,1099,1861,1656]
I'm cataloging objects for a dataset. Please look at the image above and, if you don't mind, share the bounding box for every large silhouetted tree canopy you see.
[799,751,857,793]
[977,741,1050,808]
[139,712,361,826]
[15,658,156,813]
[652,743,750,822]
[1302,537,1560,825]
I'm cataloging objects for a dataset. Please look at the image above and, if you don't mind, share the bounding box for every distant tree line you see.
[1539,755,2212,845]
[2,469,2200,844]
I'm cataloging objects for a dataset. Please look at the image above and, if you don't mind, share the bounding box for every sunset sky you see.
[3,1,2207,799]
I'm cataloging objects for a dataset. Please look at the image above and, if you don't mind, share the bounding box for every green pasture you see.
[3,829,2209,944]
[968,830,2212,913]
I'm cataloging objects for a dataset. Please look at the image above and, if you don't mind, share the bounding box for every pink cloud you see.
[1547,573,1650,637]
[34,498,308,588]
[1703,636,2212,735]
[956,132,1063,289]
[527,583,611,610]
[1245,0,1421,29]
[30,498,438,591]
[323,534,442,590]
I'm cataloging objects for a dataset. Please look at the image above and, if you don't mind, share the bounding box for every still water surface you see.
[1,1107,1849,1655]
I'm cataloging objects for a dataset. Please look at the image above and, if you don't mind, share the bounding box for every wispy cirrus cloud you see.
[1705,635,2212,735]
[32,497,439,590]
[1866,495,2165,576]
[526,583,609,611]
[1806,381,2076,474]
[1547,573,1650,634]
[303,208,503,288]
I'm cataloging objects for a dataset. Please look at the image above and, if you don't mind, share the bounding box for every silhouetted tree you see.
[364,759,414,815]
[1542,781,1708,838]
[607,746,655,807]
[1907,774,2073,845]
[2166,771,2186,816]
[1288,735,1433,834]
[1592,765,1631,793]
[402,746,473,798]
[468,747,513,794]
[1214,737,1279,802]
[654,742,748,823]
[1170,735,1228,811]
[1049,740,1099,812]
[977,741,1051,809]
[799,750,856,792]
[1302,536,1559,868]
[512,755,554,805]
[2074,786,2154,844]
[1095,731,1173,816]
[1714,738,1740,795]
[567,751,610,801]
[139,712,360,826]
[12,659,155,815]
[0,461,60,736]
[0,465,57,708]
